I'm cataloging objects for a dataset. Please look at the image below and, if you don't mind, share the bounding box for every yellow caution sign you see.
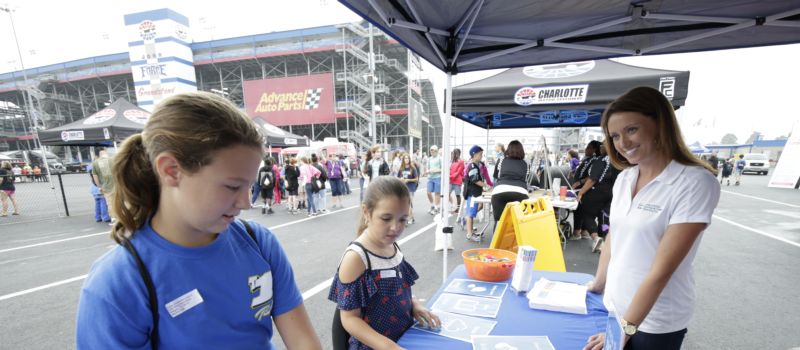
[490,197,566,272]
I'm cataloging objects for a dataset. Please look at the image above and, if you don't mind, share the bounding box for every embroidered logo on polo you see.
[637,203,663,214]
[249,271,274,321]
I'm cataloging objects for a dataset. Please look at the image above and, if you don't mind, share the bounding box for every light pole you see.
[1,5,51,175]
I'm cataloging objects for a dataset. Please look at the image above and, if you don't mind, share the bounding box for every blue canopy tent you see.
[338,0,800,279]
[689,141,711,154]
[453,59,689,129]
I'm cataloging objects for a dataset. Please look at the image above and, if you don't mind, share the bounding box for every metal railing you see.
[0,172,98,225]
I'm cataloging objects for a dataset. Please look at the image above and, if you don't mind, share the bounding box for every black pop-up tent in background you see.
[338,0,800,278]
[453,60,689,129]
[39,99,150,146]
[251,118,310,148]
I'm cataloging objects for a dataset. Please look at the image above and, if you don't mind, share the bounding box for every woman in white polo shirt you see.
[584,87,720,350]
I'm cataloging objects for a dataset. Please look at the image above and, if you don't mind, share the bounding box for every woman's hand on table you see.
[411,301,441,330]
[583,332,605,350]
[585,280,603,294]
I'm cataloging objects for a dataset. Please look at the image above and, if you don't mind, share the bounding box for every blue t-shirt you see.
[735,159,746,170]
[76,220,302,349]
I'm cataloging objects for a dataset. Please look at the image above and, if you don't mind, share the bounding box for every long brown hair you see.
[110,92,263,243]
[356,176,410,236]
[601,87,716,175]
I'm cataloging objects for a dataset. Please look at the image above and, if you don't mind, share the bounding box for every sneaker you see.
[408,218,415,225]
[581,233,591,240]
[592,237,603,253]
[267,208,274,214]
[569,234,582,241]
[262,207,266,215]
[466,233,481,242]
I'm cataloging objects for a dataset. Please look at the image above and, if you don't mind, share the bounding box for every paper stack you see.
[526,277,588,315]
[510,246,537,294]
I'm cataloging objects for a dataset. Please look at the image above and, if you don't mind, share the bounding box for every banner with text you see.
[244,74,335,126]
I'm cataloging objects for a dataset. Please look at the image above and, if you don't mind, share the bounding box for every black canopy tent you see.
[39,99,150,146]
[453,60,689,128]
[338,0,800,279]
[251,118,309,148]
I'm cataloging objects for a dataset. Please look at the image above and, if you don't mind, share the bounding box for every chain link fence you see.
[0,172,97,225]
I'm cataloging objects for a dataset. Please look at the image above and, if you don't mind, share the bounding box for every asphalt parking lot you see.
[1,174,798,349]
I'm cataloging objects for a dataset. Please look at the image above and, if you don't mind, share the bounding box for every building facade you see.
[0,8,442,163]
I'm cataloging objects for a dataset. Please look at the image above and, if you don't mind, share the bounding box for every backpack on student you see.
[261,168,275,188]
[121,220,257,350]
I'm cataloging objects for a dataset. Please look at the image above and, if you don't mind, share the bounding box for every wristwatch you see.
[620,318,638,336]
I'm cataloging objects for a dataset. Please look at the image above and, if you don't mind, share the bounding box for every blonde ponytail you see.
[109,134,159,243]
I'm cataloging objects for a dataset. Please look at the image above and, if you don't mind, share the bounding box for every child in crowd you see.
[464,145,488,241]
[397,153,419,225]
[75,92,320,349]
[329,176,440,350]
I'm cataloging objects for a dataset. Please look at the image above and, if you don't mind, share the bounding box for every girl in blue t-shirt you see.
[328,176,440,350]
[75,92,321,350]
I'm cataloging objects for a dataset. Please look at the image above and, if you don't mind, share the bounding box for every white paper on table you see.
[471,335,555,350]
[431,293,502,318]
[444,279,509,299]
[526,277,588,315]
[413,311,497,343]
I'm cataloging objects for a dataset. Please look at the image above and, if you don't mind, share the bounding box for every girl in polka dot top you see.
[328,177,441,350]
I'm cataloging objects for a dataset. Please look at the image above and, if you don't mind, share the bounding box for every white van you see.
[743,153,769,175]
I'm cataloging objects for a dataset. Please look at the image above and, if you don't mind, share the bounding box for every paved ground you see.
[0,174,798,349]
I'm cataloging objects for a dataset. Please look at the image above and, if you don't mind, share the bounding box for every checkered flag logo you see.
[305,88,323,110]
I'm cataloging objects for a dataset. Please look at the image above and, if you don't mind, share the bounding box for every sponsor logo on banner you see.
[140,64,167,79]
[61,130,84,142]
[139,21,157,41]
[514,84,589,106]
[244,74,334,126]
[659,77,676,100]
[124,109,150,124]
[254,89,323,113]
[137,86,177,98]
[103,128,111,140]
[174,25,189,41]
[284,138,297,145]
[83,109,116,125]
[523,61,595,79]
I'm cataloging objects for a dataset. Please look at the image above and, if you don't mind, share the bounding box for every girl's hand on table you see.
[411,301,441,330]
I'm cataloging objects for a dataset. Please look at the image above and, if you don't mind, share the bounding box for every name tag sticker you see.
[165,288,204,318]
[380,269,398,279]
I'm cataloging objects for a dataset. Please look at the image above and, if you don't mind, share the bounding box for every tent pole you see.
[440,72,453,283]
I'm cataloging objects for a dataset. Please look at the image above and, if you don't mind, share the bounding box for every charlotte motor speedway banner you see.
[244,73,334,126]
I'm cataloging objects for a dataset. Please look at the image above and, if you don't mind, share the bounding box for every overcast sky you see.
[1,0,797,146]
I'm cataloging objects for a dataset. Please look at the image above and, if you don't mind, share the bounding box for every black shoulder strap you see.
[121,238,159,350]
[240,219,257,242]
[349,241,372,272]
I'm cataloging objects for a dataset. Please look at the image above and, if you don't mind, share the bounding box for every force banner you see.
[244,74,334,126]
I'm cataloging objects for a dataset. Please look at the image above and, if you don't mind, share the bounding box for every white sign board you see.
[768,122,800,189]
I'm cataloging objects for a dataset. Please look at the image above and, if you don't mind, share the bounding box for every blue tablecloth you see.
[398,265,609,349]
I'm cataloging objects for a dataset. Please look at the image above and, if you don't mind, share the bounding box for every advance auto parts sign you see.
[514,84,589,106]
[244,74,334,126]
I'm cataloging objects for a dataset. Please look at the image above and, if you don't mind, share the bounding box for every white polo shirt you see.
[603,160,720,334]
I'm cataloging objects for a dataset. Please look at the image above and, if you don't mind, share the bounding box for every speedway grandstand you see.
[0,17,443,163]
